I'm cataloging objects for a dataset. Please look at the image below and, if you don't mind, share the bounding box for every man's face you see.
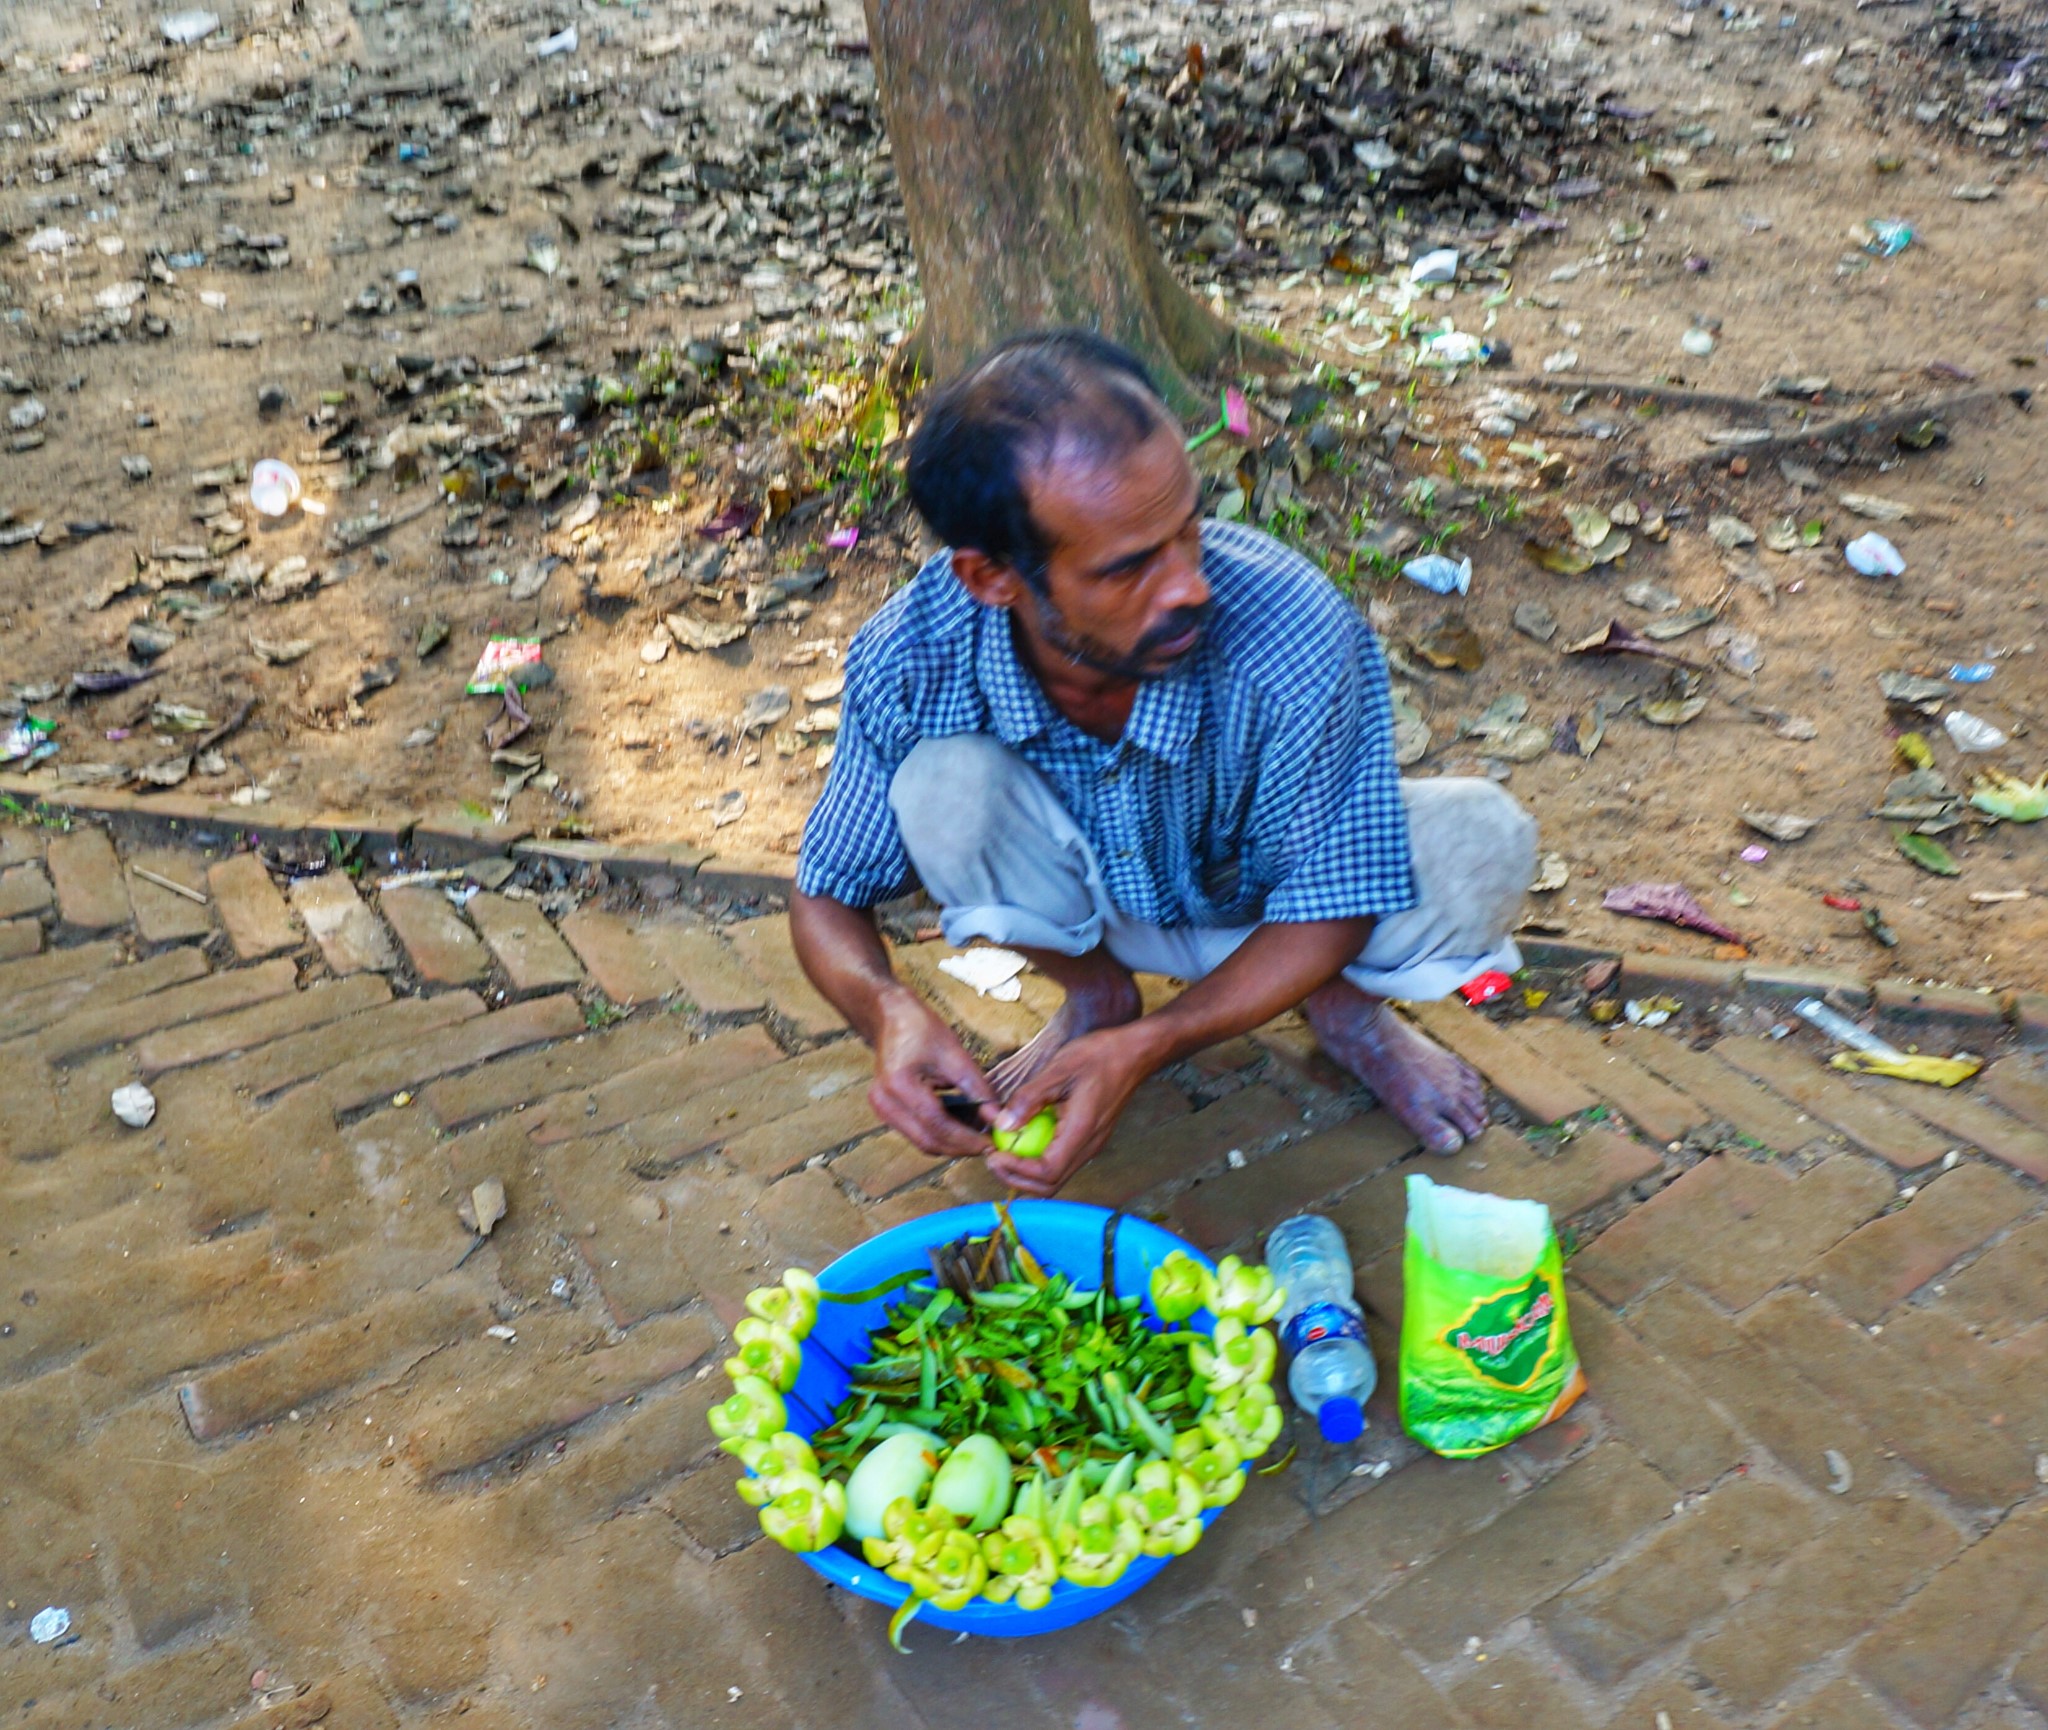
[1020,422,1212,681]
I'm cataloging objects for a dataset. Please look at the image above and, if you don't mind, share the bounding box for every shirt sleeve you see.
[794,672,916,908]
[1259,620,1418,924]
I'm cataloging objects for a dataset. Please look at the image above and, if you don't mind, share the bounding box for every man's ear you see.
[950,548,1026,611]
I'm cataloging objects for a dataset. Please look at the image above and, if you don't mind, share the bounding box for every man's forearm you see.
[1122,917,1373,1074]
[787,890,924,1046]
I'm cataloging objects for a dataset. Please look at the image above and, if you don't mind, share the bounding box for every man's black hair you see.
[904,328,1174,592]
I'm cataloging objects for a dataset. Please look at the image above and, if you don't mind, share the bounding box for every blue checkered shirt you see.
[796,519,1417,928]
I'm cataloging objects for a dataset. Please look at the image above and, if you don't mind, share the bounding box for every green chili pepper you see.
[1172,1428,1248,1508]
[1200,1381,1284,1459]
[707,1375,787,1451]
[1055,1493,1144,1588]
[756,1474,846,1552]
[982,1516,1060,1610]
[743,1268,822,1339]
[1186,1318,1277,1394]
[725,1316,803,1393]
[1209,1255,1285,1326]
[1117,1460,1206,1558]
[1148,1251,1216,1325]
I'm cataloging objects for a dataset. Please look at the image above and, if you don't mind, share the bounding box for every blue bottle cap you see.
[1317,1397,1365,1445]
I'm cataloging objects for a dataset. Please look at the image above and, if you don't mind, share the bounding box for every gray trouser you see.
[887,735,1536,1002]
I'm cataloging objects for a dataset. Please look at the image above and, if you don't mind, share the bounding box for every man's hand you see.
[870,991,1000,1159]
[986,1023,1153,1197]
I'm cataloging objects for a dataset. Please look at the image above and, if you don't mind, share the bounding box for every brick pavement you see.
[0,814,2043,1729]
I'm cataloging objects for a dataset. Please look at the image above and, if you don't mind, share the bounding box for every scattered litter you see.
[936,947,1029,1001]
[111,1083,158,1128]
[248,459,317,519]
[1680,328,1716,357]
[159,9,220,45]
[825,526,861,551]
[1458,970,1513,1006]
[1708,515,1757,551]
[1,716,57,766]
[1879,672,1948,715]
[1796,997,1906,1061]
[1970,771,2048,822]
[1401,554,1471,595]
[1833,1051,1982,1087]
[457,1178,507,1237]
[1839,493,1914,522]
[1529,853,1570,893]
[1624,996,1682,1028]
[28,1607,71,1645]
[133,866,207,904]
[530,22,578,56]
[738,686,793,735]
[1409,249,1460,284]
[467,639,545,695]
[1824,1450,1854,1496]
[1944,710,2009,753]
[1949,663,1996,684]
[1739,845,1770,864]
[1742,811,1818,842]
[640,636,671,665]
[1864,218,1913,256]
[1603,882,1745,943]
[1845,533,1906,577]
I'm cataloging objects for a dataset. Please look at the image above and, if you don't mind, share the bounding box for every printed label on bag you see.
[1282,1301,1368,1357]
[1444,1276,1557,1391]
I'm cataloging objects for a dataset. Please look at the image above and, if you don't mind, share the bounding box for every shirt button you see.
[1118,848,1134,859]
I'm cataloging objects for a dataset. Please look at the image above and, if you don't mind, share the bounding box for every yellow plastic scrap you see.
[1970,770,2048,823]
[1829,1052,1982,1088]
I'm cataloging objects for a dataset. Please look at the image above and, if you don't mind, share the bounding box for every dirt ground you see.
[2,0,2046,991]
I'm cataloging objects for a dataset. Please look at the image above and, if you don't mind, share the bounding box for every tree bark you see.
[862,0,1237,417]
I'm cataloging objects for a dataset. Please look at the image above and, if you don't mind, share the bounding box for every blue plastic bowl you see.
[779,1200,1223,1636]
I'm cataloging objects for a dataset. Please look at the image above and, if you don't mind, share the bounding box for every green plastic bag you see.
[1398,1174,1585,1458]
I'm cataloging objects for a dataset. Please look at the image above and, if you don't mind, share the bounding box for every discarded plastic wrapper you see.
[1845,533,1905,577]
[1945,710,2008,754]
[935,947,1028,1002]
[468,638,546,695]
[1457,969,1512,1006]
[28,1607,70,1645]
[1399,1174,1584,1458]
[1409,248,1460,284]
[1864,218,1913,257]
[1401,553,1473,596]
[1950,663,1996,684]
[1794,997,1906,1063]
[1,715,57,766]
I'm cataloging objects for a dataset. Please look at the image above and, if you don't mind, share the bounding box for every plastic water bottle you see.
[1265,1214,1376,1444]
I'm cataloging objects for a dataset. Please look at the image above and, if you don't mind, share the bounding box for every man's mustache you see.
[1136,604,1210,657]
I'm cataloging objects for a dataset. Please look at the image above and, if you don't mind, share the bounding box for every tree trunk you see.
[862,0,1237,418]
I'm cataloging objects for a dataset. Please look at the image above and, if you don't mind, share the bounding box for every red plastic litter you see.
[1822,894,1863,911]
[1459,970,1514,1006]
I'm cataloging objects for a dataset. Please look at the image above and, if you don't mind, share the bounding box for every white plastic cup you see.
[249,458,323,517]
[249,459,300,516]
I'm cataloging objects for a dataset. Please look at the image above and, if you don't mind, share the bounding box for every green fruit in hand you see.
[990,1108,1057,1159]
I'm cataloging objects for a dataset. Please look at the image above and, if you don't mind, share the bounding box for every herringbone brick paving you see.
[1,815,2043,1729]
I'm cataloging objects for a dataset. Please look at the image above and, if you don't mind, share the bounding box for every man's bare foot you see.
[988,949,1142,1100]
[1303,981,1489,1154]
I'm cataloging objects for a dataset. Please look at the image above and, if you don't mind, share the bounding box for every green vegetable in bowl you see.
[1148,1250,1215,1324]
[1120,1460,1206,1558]
[732,1431,821,1506]
[707,1375,787,1450]
[1055,1493,1144,1588]
[744,1267,822,1337]
[844,1430,942,1541]
[928,1433,1013,1532]
[1210,1254,1285,1325]
[1187,1317,1278,1392]
[990,1108,1057,1157]
[758,1476,846,1552]
[725,1315,803,1392]
[981,1515,1060,1609]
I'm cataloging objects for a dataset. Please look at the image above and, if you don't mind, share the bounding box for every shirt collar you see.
[976,603,1057,747]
